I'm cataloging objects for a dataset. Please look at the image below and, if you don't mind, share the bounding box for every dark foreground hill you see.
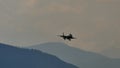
[29,42,120,68]
[0,43,78,68]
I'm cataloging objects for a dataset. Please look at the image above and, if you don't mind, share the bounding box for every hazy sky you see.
[0,0,120,58]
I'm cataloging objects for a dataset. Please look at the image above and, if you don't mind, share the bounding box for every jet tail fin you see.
[63,32,65,36]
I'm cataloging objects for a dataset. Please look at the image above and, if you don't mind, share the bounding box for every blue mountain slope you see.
[0,43,78,68]
[29,42,120,68]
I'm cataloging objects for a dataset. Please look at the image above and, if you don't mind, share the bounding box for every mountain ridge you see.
[28,42,120,68]
[0,43,78,68]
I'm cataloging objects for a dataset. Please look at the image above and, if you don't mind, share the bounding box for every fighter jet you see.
[57,33,76,41]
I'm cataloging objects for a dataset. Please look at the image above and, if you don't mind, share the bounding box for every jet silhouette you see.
[57,33,76,41]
